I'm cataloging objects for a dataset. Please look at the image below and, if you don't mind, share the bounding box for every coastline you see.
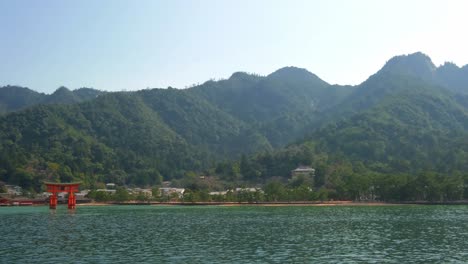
[74,200,468,207]
[4,199,468,207]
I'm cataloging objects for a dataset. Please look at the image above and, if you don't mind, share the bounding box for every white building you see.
[159,188,185,198]
[291,166,315,177]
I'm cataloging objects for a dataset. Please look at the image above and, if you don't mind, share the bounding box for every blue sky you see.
[1,0,467,93]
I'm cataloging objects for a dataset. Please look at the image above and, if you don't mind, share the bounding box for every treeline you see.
[84,170,468,203]
[180,173,468,203]
[211,139,468,202]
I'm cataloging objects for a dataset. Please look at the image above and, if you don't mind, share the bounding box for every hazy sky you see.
[1,0,467,93]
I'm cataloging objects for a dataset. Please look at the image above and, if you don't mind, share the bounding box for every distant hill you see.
[378,52,468,94]
[0,86,104,113]
[0,86,46,113]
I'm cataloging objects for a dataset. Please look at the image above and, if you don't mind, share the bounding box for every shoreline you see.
[75,200,468,207]
[4,199,468,207]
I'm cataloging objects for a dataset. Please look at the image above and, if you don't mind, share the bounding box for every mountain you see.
[0,86,104,113]
[0,93,207,189]
[312,85,468,172]
[227,53,468,181]
[0,86,46,113]
[377,52,468,94]
[436,63,468,94]
[379,52,437,81]
[189,67,353,146]
[190,67,348,123]
[0,68,352,189]
[219,53,468,201]
[136,88,272,157]
[73,87,103,101]
[1,52,468,198]
[45,86,81,104]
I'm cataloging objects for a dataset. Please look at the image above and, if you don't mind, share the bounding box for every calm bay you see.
[1,205,468,263]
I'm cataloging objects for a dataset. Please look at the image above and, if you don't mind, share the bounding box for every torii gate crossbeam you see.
[44,182,81,209]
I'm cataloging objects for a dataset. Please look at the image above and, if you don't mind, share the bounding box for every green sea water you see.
[1,205,467,263]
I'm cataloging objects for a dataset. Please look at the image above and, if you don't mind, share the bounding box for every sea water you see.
[1,205,467,263]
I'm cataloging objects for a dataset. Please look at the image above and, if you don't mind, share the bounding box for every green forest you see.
[1,52,468,202]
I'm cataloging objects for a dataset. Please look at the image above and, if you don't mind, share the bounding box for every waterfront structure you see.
[96,189,116,194]
[3,185,23,196]
[159,188,185,198]
[44,182,81,209]
[235,187,261,193]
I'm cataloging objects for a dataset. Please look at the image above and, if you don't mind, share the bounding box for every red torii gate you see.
[44,182,81,209]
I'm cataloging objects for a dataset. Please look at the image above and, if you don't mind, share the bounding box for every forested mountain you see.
[0,86,46,113]
[0,86,104,113]
[379,52,468,94]
[0,93,208,190]
[1,52,468,200]
[221,65,468,182]
[136,88,272,157]
[2,78,335,189]
[222,54,468,201]
[189,67,354,146]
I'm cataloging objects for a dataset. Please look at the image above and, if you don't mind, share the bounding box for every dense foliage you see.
[0,86,103,113]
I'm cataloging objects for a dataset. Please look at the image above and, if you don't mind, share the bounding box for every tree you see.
[114,187,130,202]
[264,180,286,201]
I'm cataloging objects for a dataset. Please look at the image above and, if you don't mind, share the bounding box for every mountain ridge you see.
[0,85,104,113]
[1,52,468,194]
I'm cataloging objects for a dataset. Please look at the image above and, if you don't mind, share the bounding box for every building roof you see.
[235,188,260,192]
[159,188,185,193]
[292,166,315,172]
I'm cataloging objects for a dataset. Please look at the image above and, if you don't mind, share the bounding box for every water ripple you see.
[1,205,468,263]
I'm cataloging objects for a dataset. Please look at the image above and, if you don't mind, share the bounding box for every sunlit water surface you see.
[1,205,468,263]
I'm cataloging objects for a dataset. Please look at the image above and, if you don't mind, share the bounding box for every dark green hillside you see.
[436,63,468,94]
[0,85,104,113]
[137,88,272,157]
[248,60,468,178]
[313,87,468,172]
[376,52,468,94]
[45,86,81,104]
[0,104,114,190]
[0,94,216,188]
[379,52,436,81]
[212,55,468,201]
[221,84,468,180]
[0,89,274,189]
[190,67,353,146]
[0,86,46,112]
[73,87,103,101]
[191,67,343,123]
[187,72,263,122]
[218,86,468,201]
[0,93,209,189]
[337,73,439,114]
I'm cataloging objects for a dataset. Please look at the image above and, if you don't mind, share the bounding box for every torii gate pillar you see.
[44,182,81,209]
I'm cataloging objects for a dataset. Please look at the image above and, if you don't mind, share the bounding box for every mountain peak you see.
[267,66,329,86]
[229,71,250,79]
[47,86,79,104]
[440,61,459,69]
[380,52,436,80]
[53,86,72,94]
[268,66,313,78]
